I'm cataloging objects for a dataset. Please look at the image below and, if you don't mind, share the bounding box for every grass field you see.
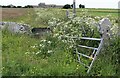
[1,8,120,76]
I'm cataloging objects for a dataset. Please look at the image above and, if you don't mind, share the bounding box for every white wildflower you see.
[53,33,59,37]
[36,51,41,55]
[39,44,43,47]
[32,52,35,54]
[41,39,46,42]
[95,16,100,19]
[69,45,73,48]
[31,45,36,48]
[48,50,53,53]
[48,41,52,44]
[25,52,30,55]
[62,40,67,43]
[39,44,45,48]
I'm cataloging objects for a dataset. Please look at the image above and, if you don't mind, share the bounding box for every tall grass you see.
[2,8,119,76]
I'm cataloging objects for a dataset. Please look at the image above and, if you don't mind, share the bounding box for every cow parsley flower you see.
[47,50,53,53]
[25,52,30,55]
[41,39,46,42]
[36,51,41,55]
[48,41,52,44]
[31,45,36,48]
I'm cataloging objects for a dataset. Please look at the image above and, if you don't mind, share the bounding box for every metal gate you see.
[64,18,111,73]
[75,37,104,73]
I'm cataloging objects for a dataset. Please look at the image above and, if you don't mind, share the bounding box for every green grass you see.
[2,8,119,76]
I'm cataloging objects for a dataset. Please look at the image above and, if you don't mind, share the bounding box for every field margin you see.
[0,7,2,77]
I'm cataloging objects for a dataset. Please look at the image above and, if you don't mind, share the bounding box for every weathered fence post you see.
[66,10,69,18]
[99,18,112,45]
[73,0,76,17]
[118,1,120,36]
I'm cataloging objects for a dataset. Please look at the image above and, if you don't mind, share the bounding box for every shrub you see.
[63,4,71,9]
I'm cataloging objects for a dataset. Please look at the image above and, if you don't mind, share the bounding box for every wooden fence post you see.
[73,0,76,17]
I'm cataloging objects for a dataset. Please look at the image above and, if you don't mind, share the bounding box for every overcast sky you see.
[0,0,119,8]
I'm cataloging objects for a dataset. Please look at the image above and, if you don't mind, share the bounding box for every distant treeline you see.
[0,5,33,8]
[0,4,85,9]
[63,4,85,9]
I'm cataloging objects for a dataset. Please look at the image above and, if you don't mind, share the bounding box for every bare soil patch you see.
[1,8,28,20]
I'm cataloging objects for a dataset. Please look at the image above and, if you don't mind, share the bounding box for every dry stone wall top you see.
[0,22,30,34]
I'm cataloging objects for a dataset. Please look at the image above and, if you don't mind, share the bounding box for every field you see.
[1,8,120,76]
